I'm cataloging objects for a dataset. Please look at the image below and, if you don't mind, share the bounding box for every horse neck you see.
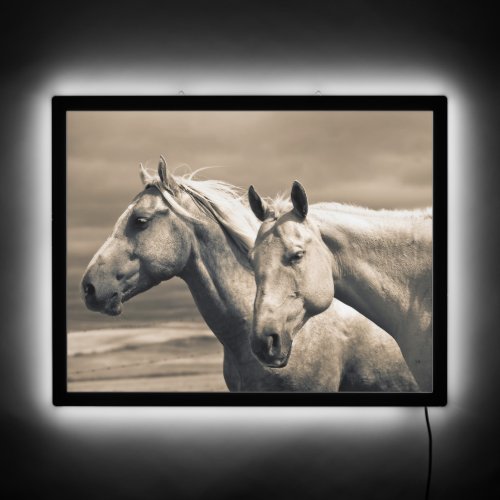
[178,217,256,360]
[311,205,432,336]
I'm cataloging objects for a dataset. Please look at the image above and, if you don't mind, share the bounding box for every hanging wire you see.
[424,406,433,500]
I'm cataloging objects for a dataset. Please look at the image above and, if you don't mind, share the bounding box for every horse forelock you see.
[265,193,292,219]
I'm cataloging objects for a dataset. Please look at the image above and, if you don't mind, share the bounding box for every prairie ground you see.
[67,322,228,392]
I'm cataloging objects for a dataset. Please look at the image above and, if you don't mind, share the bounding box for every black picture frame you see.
[53,95,447,406]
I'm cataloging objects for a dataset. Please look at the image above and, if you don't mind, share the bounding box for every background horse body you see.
[81,160,418,392]
[249,182,432,391]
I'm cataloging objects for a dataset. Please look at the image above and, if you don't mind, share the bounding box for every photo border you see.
[53,95,447,406]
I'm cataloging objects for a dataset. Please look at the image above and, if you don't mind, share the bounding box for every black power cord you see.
[424,406,433,500]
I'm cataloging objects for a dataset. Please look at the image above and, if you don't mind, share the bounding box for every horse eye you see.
[134,217,149,229]
[290,251,304,263]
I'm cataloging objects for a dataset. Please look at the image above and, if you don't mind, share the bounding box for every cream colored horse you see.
[81,159,419,392]
[248,181,432,391]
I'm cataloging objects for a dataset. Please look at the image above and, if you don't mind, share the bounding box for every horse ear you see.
[248,185,268,222]
[139,163,152,185]
[158,155,180,194]
[291,180,308,219]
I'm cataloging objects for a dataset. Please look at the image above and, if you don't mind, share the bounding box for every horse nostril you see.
[84,283,96,297]
[269,333,280,354]
[116,272,124,281]
[263,332,281,356]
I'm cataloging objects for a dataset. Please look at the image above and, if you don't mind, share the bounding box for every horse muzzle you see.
[250,328,292,368]
[81,276,123,316]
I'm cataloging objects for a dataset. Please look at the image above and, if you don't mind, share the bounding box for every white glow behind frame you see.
[31,69,468,435]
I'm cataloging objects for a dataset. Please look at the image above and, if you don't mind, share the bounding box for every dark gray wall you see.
[2,1,499,498]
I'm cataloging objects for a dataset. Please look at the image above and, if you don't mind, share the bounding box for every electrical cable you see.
[424,406,432,500]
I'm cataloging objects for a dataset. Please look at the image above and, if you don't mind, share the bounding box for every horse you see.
[248,181,432,391]
[81,158,419,392]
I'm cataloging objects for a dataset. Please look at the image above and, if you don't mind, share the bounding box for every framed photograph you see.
[53,96,447,406]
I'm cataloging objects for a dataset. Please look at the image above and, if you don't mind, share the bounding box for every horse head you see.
[81,157,193,315]
[248,181,334,367]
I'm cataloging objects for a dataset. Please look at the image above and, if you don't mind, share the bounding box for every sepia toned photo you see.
[56,96,446,404]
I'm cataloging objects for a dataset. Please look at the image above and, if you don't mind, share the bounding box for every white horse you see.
[248,181,432,391]
[81,159,419,392]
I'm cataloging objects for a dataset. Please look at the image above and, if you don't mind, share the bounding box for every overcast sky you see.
[67,110,432,331]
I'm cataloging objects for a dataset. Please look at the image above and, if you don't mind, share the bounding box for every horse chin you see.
[104,304,122,316]
[102,293,123,316]
[264,341,292,369]
[266,353,291,369]
[100,278,160,315]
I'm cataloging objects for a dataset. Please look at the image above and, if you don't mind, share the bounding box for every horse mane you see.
[268,198,432,220]
[142,168,260,256]
[313,202,432,219]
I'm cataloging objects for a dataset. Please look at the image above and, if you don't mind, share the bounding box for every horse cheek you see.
[154,229,191,279]
[304,259,334,315]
